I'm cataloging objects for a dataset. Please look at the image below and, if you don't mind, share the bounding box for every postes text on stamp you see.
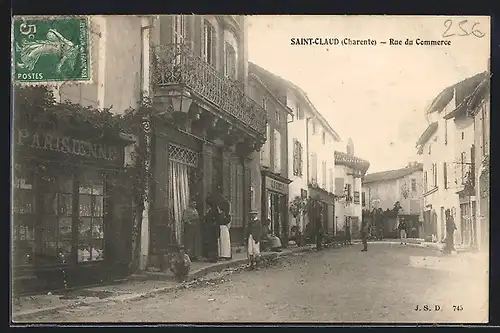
[13,16,91,84]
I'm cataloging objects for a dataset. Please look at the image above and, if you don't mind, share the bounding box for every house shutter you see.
[299,142,303,176]
[443,162,448,188]
[274,129,281,173]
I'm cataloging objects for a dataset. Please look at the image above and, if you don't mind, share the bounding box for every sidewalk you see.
[12,244,317,321]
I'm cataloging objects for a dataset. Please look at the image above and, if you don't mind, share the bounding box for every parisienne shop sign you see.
[16,128,118,162]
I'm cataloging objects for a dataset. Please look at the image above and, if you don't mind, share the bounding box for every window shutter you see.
[443,162,448,188]
[274,129,281,173]
[299,142,303,176]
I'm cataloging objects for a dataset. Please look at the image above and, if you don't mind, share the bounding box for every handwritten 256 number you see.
[442,19,485,38]
[414,305,463,311]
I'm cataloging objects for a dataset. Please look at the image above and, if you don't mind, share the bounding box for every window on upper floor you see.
[311,153,318,183]
[428,143,432,155]
[262,98,267,111]
[173,15,186,44]
[461,132,465,140]
[460,152,466,184]
[481,103,488,156]
[321,161,327,189]
[275,108,281,125]
[292,139,303,177]
[444,120,448,145]
[322,131,326,145]
[411,178,417,192]
[312,122,317,135]
[202,20,216,67]
[273,129,281,174]
[424,171,428,192]
[224,42,237,80]
[443,162,449,189]
[329,168,334,193]
[432,163,438,188]
[296,103,303,120]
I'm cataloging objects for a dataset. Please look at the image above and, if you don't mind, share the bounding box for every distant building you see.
[362,162,423,238]
[248,62,341,238]
[334,141,370,238]
[416,71,487,246]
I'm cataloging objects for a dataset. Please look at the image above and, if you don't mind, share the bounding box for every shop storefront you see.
[148,116,255,267]
[12,126,133,295]
[307,186,335,235]
[261,170,292,244]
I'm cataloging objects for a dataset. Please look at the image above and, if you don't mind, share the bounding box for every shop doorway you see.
[266,191,286,240]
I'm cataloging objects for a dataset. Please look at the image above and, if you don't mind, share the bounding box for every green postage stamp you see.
[12,16,91,84]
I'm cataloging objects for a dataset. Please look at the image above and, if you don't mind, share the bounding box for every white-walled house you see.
[334,139,370,238]
[362,162,423,238]
[248,63,341,235]
[416,72,487,246]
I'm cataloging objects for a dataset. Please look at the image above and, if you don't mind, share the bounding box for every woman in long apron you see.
[217,195,232,260]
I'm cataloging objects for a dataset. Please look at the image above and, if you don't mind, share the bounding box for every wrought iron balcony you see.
[151,43,267,136]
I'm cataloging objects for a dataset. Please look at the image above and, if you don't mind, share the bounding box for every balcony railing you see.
[151,43,267,135]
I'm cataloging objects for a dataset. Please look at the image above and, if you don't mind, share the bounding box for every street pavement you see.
[16,243,489,323]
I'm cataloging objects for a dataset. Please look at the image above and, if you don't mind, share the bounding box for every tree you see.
[289,195,307,228]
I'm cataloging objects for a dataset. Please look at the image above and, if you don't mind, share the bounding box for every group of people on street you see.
[181,193,232,264]
[181,192,286,268]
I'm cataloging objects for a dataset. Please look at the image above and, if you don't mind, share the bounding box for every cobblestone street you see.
[18,243,488,323]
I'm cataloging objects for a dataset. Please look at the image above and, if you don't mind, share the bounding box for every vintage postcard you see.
[11,15,490,324]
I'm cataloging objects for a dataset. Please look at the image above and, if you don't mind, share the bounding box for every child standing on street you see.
[398,219,408,245]
[245,211,262,269]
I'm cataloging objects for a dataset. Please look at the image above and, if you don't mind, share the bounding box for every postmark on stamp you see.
[12,16,91,84]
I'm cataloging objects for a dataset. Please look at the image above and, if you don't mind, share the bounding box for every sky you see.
[247,15,490,173]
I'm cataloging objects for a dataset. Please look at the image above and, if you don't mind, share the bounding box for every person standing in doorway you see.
[444,209,457,254]
[398,218,408,245]
[182,198,202,261]
[216,193,232,260]
[360,218,369,252]
[203,197,219,263]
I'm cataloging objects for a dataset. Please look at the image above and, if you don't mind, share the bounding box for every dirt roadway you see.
[17,243,489,323]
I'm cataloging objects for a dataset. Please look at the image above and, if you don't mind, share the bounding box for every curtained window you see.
[168,144,198,245]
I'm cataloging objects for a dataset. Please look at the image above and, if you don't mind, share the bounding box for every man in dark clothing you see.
[398,219,408,245]
[203,197,220,263]
[444,209,457,254]
[315,216,324,251]
[360,219,369,252]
